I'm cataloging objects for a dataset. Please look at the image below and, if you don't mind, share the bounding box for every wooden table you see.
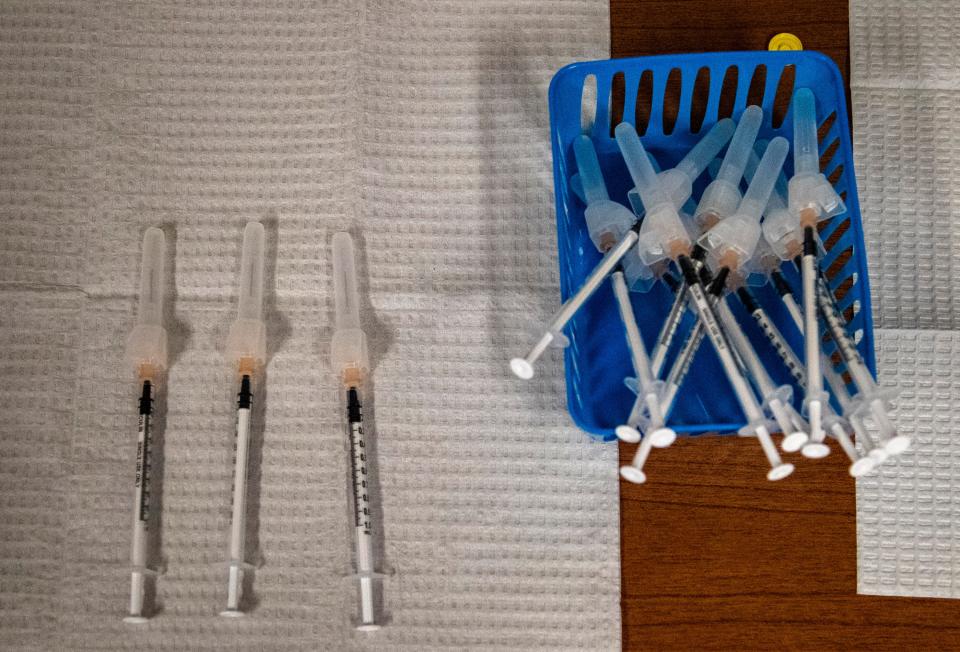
[611,1,960,648]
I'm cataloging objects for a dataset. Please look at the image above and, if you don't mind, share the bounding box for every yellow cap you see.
[768,32,803,51]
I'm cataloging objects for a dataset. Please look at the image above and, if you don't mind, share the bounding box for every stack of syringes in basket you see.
[511,88,908,484]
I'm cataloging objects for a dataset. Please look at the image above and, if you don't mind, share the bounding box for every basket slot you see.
[673,66,697,135]
[648,68,670,136]
[820,217,850,258]
[621,71,640,135]
[592,73,613,140]
[820,138,841,173]
[770,64,796,129]
[821,214,848,250]
[580,74,598,134]
[746,63,768,108]
[717,65,739,119]
[847,311,866,340]
[817,111,839,145]
[838,289,860,316]
[689,66,711,133]
[662,68,683,135]
[828,256,859,293]
[833,279,852,306]
[823,241,852,274]
[826,161,845,188]
[823,253,849,285]
[608,71,626,137]
[634,69,654,136]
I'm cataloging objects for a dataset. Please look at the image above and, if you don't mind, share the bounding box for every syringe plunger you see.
[225,222,267,370]
[125,227,168,378]
[331,232,369,383]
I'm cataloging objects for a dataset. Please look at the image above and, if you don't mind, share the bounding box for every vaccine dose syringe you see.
[221,221,267,617]
[123,227,168,624]
[331,232,383,631]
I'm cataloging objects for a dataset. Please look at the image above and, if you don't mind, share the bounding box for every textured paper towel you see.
[857,330,960,597]
[851,0,960,598]
[0,1,618,649]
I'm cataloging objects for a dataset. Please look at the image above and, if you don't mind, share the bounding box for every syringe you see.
[331,232,383,631]
[221,222,267,617]
[819,358,878,476]
[815,273,909,455]
[823,357,887,466]
[682,261,795,480]
[629,269,736,455]
[733,288,809,451]
[767,267,881,467]
[642,117,755,372]
[788,88,846,456]
[616,120,793,481]
[123,227,168,624]
[510,229,638,379]
[510,133,648,380]
[611,269,676,483]
[714,296,807,454]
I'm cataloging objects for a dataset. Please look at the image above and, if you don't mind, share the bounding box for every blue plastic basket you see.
[547,51,876,441]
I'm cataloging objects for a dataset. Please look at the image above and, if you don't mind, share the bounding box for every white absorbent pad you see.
[851,0,960,598]
[0,1,619,649]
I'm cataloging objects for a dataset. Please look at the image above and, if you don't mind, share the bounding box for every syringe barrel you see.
[738,137,788,220]
[611,271,655,389]
[716,106,762,185]
[792,88,820,176]
[331,233,369,381]
[573,135,609,203]
[675,118,735,181]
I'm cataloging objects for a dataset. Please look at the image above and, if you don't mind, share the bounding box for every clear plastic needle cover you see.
[125,227,168,376]
[788,88,846,222]
[615,122,690,264]
[573,135,636,251]
[225,222,267,370]
[331,232,369,383]
[699,137,789,276]
[694,105,763,228]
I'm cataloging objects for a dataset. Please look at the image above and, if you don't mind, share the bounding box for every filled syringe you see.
[511,134,642,379]
[331,232,383,631]
[123,228,168,624]
[815,273,909,455]
[788,88,846,454]
[221,222,267,617]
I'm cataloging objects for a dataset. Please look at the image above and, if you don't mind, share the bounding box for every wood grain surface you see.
[611,1,960,649]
